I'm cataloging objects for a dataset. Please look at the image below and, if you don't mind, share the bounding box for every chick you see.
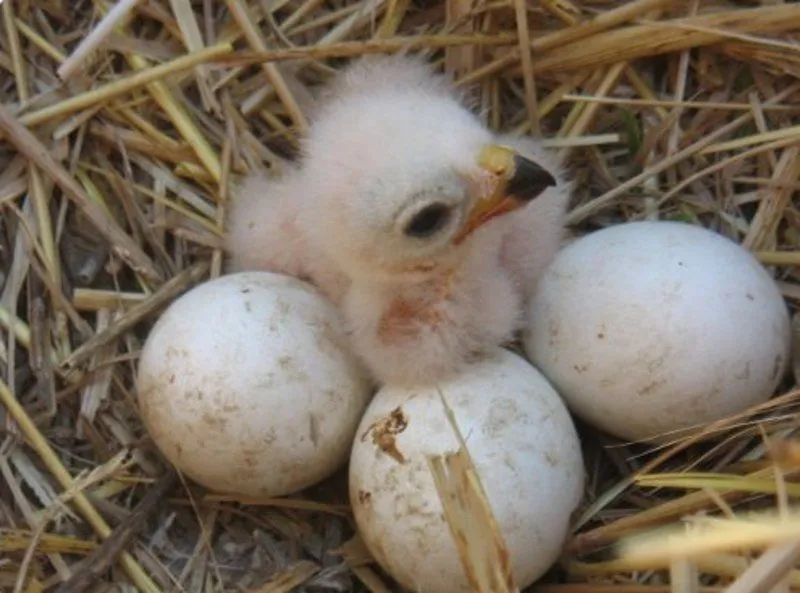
[226,55,571,387]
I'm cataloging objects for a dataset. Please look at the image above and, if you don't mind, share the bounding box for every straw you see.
[3,2,800,593]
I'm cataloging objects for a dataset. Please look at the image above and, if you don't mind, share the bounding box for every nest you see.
[2,1,800,592]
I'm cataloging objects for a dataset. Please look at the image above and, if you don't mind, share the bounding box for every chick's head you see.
[299,57,557,283]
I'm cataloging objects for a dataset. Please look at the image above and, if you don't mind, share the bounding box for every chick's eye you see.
[404,203,452,238]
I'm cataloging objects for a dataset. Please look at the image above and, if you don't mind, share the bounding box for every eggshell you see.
[136,271,374,497]
[524,220,792,443]
[349,347,584,593]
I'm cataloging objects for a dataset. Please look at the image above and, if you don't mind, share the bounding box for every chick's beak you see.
[453,144,557,245]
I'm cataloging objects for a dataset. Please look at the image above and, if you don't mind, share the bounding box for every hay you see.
[1,1,800,592]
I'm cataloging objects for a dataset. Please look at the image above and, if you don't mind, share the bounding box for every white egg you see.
[524,220,792,443]
[349,347,584,593]
[136,271,374,497]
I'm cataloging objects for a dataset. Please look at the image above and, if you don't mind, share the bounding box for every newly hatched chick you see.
[226,55,571,387]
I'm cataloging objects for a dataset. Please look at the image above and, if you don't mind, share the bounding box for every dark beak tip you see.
[509,155,557,202]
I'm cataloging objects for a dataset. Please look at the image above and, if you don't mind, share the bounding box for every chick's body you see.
[226,56,571,387]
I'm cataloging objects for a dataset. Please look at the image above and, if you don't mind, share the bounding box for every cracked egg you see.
[347,347,584,593]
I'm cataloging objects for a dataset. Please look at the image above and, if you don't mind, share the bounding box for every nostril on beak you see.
[506,155,557,202]
[454,149,558,245]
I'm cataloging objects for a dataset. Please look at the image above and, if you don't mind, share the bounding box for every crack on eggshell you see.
[309,413,320,447]
[773,354,784,381]
[360,406,409,463]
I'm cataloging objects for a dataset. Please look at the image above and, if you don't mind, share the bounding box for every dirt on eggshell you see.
[136,271,374,498]
[348,348,584,593]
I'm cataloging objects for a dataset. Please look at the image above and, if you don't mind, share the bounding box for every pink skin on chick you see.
[225,55,572,387]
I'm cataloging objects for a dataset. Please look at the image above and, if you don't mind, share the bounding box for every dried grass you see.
[2,1,800,593]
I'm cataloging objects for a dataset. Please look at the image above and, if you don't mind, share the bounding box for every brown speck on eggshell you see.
[362,406,409,463]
